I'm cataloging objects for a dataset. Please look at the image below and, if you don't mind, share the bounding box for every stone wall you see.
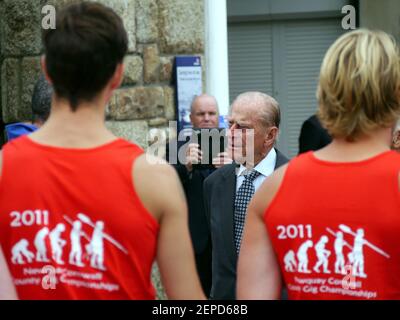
[0,0,205,148]
[0,0,205,299]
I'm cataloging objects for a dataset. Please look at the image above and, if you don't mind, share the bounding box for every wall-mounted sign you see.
[175,56,203,131]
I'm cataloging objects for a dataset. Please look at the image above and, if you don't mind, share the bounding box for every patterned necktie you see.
[234,169,261,253]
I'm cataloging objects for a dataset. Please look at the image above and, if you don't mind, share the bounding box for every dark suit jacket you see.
[168,139,214,254]
[298,115,332,154]
[203,149,289,300]
[174,163,214,254]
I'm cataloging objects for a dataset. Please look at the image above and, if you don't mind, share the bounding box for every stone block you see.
[148,117,168,127]
[143,44,160,83]
[2,0,42,56]
[123,55,143,85]
[1,58,20,123]
[108,86,165,120]
[136,0,158,43]
[21,57,42,120]
[158,0,204,54]
[163,86,176,121]
[159,56,174,83]
[106,120,149,149]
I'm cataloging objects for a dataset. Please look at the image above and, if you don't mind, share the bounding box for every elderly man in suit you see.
[204,91,288,300]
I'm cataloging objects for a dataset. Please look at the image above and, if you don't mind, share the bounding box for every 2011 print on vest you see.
[10,211,128,271]
[279,224,389,277]
[276,223,391,299]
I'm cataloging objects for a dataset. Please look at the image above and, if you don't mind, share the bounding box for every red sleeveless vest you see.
[265,151,400,299]
[0,136,159,299]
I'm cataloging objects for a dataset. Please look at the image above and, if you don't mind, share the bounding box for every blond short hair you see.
[317,29,400,140]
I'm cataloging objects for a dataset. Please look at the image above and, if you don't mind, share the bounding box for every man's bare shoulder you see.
[132,153,184,221]
[267,163,289,189]
[251,163,289,217]
[134,153,177,180]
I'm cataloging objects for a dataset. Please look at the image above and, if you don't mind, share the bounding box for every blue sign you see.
[175,56,203,131]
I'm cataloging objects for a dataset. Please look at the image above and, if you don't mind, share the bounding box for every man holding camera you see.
[173,94,232,297]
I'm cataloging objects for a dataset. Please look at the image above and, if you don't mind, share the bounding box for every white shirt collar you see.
[237,148,277,178]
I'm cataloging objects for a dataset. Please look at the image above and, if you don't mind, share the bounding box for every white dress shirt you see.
[236,148,277,192]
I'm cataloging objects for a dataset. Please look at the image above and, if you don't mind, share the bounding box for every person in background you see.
[5,74,52,142]
[172,94,232,297]
[298,114,332,154]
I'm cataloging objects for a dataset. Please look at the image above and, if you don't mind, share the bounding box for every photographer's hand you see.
[212,152,233,169]
[185,143,203,172]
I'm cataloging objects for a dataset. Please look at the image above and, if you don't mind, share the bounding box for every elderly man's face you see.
[227,103,270,165]
[190,97,219,128]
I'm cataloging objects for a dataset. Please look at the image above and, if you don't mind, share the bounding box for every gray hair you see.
[231,91,280,128]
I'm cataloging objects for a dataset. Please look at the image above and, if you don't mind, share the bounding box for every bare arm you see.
[0,247,17,300]
[134,154,205,300]
[237,164,288,300]
[0,152,18,300]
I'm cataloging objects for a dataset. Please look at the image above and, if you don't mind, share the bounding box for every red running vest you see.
[265,151,400,300]
[0,136,159,299]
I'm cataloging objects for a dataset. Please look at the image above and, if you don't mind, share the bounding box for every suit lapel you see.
[221,164,238,260]
[274,148,289,169]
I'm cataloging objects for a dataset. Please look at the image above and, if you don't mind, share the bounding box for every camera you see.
[190,128,228,170]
